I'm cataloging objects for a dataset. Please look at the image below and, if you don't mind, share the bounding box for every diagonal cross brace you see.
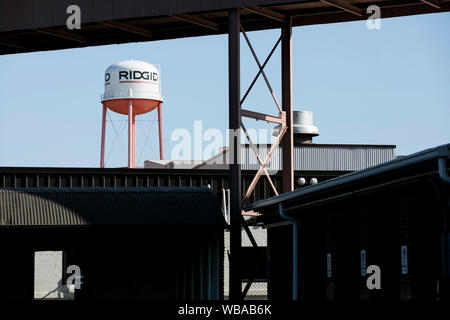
[240,24,282,113]
[239,27,290,207]
[241,120,279,197]
[105,110,127,165]
[241,32,283,105]
[241,112,286,206]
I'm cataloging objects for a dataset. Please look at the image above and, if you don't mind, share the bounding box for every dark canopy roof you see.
[0,187,225,227]
[245,143,450,225]
[1,0,449,55]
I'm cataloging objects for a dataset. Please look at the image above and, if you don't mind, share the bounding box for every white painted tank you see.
[101,60,163,115]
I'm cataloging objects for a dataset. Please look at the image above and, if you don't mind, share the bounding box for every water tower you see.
[100,60,164,168]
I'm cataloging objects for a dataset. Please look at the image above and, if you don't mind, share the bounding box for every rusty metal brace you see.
[239,24,288,208]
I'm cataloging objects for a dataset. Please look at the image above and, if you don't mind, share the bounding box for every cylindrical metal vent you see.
[273,110,319,144]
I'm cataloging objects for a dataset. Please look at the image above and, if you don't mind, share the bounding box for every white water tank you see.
[101,60,163,115]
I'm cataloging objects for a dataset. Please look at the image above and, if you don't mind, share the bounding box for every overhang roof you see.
[1,0,449,55]
[245,143,450,220]
[0,186,226,227]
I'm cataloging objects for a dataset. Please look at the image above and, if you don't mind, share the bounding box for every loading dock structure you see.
[246,144,450,300]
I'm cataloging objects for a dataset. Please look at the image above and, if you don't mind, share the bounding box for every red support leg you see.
[128,99,133,168]
[158,103,164,160]
[132,113,136,167]
[100,104,107,168]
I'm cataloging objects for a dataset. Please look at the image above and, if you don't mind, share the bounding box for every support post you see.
[100,104,107,168]
[128,99,133,168]
[132,113,136,167]
[270,20,297,303]
[281,21,294,193]
[158,103,164,160]
[228,7,242,301]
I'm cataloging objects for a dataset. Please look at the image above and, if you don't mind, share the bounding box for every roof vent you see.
[273,110,319,144]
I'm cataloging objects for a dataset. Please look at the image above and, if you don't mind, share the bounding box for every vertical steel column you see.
[158,103,164,160]
[281,20,297,301]
[281,21,294,193]
[128,99,133,168]
[100,104,107,168]
[228,8,242,301]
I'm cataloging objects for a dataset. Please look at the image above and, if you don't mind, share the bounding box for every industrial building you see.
[1,142,447,301]
[1,0,449,303]
[0,187,224,300]
[246,143,450,300]
[0,129,398,301]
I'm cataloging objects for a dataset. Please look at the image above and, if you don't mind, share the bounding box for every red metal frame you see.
[239,25,288,208]
[100,104,107,168]
[128,99,134,168]
[158,102,164,160]
[100,100,164,168]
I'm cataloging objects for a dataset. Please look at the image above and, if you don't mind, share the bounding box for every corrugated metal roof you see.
[241,144,396,171]
[0,187,225,227]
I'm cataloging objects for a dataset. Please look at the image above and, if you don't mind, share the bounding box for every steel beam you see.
[35,28,88,44]
[228,8,242,301]
[0,38,26,50]
[99,20,153,38]
[241,109,284,124]
[244,6,289,23]
[171,14,220,31]
[419,0,441,9]
[282,22,294,193]
[320,0,364,17]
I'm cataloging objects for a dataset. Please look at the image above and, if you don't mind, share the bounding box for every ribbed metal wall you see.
[240,145,395,171]
[176,231,223,300]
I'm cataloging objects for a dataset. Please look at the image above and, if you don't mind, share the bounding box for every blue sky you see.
[0,12,449,167]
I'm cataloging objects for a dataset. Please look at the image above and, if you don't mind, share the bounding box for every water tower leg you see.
[100,104,107,168]
[158,103,164,160]
[132,113,136,167]
[128,99,133,168]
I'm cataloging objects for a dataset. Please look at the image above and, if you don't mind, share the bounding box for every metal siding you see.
[0,167,347,211]
[241,145,395,171]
